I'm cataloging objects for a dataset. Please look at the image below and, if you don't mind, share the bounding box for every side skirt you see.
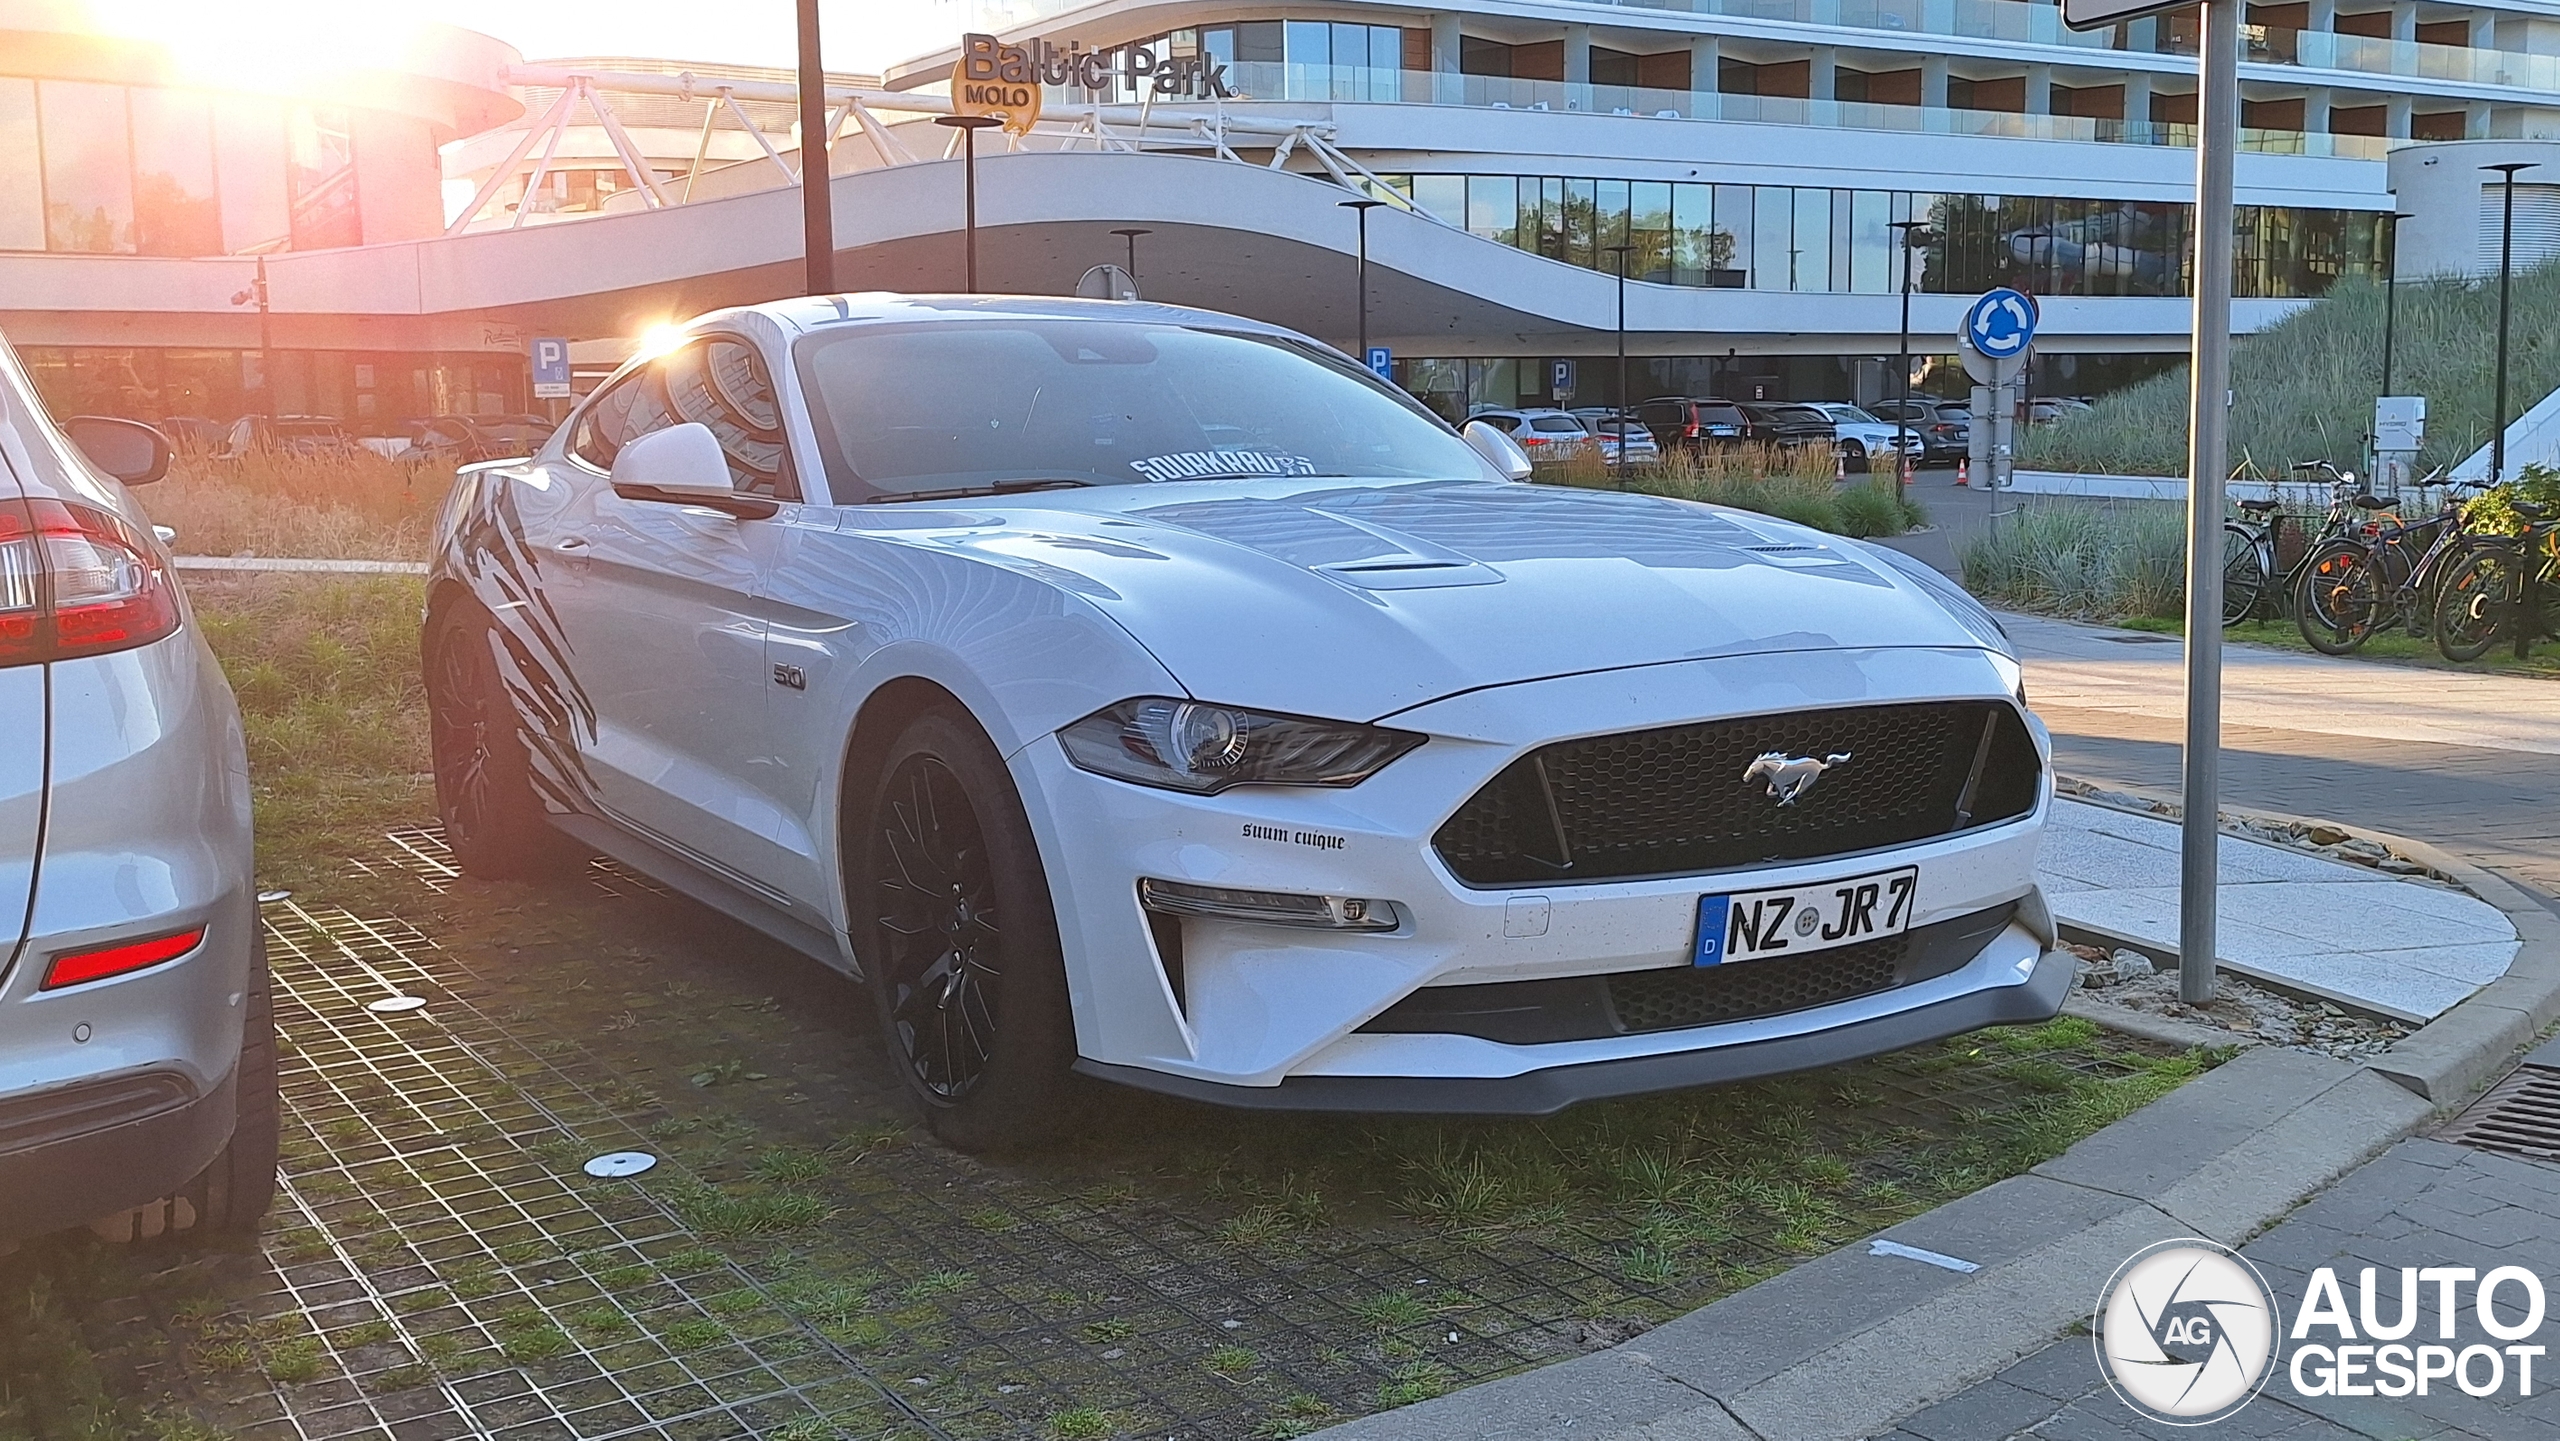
[549,813,853,977]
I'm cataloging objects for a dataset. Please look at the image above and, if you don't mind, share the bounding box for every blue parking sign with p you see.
[1366,346,1392,380]
[532,337,571,399]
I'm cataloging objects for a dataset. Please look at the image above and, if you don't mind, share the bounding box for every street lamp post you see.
[933,114,1003,293]
[795,0,834,295]
[1604,241,1635,487]
[229,253,274,416]
[2380,212,2413,400]
[1888,220,1932,489]
[2485,163,2537,485]
[1338,199,1386,368]
[1111,227,1150,280]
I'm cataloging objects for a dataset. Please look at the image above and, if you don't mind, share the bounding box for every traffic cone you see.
[1835,450,1847,482]
[1955,459,1970,487]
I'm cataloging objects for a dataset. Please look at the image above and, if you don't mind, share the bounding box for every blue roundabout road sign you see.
[1963,288,2039,359]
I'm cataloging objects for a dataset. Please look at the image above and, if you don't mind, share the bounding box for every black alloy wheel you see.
[860,708,1076,1150]
[874,752,1005,1100]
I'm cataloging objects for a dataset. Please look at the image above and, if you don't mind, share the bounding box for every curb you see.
[1310,790,2553,1441]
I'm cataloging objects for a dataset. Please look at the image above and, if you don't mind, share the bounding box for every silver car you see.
[0,335,271,1245]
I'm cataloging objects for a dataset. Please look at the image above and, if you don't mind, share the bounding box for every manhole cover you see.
[582,1151,658,1178]
[2439,1066,2560,1162]
[367,995,429,1014]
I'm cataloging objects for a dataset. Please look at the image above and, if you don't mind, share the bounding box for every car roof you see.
[733,292,1318,347]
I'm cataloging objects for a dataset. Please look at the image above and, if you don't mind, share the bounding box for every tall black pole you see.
[1890,220,1928,488]
[1339,198,1385,367]
[2381,213,2405,399]
[795,0,833,295]
[2487,163,2535,485]
[1605,242,1634,486]
[936,115,1001,294]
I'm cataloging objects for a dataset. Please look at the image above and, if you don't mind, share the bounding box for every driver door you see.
[547,336,798,888]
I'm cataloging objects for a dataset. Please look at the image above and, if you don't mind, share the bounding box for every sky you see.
[414,0,972,72]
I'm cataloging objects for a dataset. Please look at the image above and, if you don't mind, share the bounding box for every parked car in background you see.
[1737,402,1839,453]
[426,294,2061,1150]
[2029,397,2095,426]
[216,414,358,463]
[1568,408,1662,467]
[0,334,273,1247]
[1466,407,1599,467]
[1636,397,1750,454]
[1805,404,1926,473]
[407,413,559,465]
[1869,399,1973,465]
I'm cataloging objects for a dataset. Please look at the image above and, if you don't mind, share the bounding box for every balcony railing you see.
[1123,62,2391,159]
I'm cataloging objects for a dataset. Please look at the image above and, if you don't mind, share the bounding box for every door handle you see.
[551,535,591,570]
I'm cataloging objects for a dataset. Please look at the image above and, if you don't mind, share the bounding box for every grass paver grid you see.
[243,900,945,1441]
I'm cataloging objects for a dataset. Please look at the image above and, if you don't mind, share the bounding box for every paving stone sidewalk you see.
[1871,1135,2560,1441]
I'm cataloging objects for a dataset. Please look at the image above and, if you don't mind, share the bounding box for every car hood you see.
[901,478,1993,721]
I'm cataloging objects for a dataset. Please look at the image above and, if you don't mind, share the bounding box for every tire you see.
[425,602,580,880]
[2295,540,2380,655]
[185,929,278,1240]
[2221,523,2268,626]
[858,707,1077,1152]
[2434,542,2519,662]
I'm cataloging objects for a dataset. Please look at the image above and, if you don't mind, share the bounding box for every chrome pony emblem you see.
[1743,751,1851,806]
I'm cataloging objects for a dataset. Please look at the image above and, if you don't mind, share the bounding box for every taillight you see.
[0,498,179,668]
[43,926,206,989]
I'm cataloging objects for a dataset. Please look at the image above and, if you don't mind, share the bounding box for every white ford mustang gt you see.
[426,295,2066,1149]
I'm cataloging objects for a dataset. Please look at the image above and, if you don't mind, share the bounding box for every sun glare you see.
[86,1,442,94]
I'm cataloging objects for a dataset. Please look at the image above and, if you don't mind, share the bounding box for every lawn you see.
[2,568,2211,1441]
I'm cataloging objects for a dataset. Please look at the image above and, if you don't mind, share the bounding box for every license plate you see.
[1693,866,1919,966]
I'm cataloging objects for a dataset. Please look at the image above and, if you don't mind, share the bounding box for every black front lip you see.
[1074,948,2073,1116]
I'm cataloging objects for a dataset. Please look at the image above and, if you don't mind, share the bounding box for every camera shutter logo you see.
[2093,1238,2281,1425]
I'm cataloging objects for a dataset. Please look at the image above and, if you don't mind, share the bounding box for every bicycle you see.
[2292,471,2485,656]
[2220,462,2372,628]
[2433,501,2557,661]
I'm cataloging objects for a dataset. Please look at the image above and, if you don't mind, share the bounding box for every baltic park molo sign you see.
[958,33,1235,102]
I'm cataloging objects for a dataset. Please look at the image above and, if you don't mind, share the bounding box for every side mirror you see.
[608,422,775,517]
[65,416,172,486]
[1461,419,1534,481]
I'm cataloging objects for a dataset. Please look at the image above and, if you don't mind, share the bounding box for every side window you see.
[569,338,798,501]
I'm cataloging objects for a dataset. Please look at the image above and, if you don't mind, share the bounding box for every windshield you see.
[1825,405,1881,424]
[793,320,1483,500]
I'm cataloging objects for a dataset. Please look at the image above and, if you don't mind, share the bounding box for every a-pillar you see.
[1811,45,1837,101]
[1431,12,1461,105]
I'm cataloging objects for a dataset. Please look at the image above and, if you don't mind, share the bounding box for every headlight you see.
[1059,698,1424,794]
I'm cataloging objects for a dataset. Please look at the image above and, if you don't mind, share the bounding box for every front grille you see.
[1359,902,2015,1045]
[1606,935,1905,1032]
[1433,700,2040,886]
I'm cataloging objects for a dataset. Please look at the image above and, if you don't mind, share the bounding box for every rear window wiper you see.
[863,478,1093,503]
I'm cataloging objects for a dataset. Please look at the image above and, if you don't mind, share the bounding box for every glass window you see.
[793,321,1481,499]
[1793,187,1832,290]
[1234,21,1283,63]
[1371,25,1401,101]
[1670,182,1710,284]
[1714,184,1753,286]
[671,339,796,498]
[131,88,222,257]
[1850,189,1892,293]
[287,104,360,249]
[1201,25,1236,67]
[1596,178,1630,260]
[1331,23,1365,98]
[1412,174,1464,223]
[1753,186,1792,290]
[1467,174,1516,245]
[40,81,136,253]
[1631,180,1671,282]
[214,95,289,253]
[1564,177,1596,268]
[0,80,41,251]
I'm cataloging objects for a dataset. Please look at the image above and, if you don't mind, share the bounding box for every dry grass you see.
[133,444,457,563]
[1547,445,1928,537]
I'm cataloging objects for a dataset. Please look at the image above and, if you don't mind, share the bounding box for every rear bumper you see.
[1076,947,2074,1115]
[0,1061,236,1243]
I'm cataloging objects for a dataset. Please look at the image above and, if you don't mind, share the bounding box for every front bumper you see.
[1077,946,2072,1113]
[1012,647,2053,1102]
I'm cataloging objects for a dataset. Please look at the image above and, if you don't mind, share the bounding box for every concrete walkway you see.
[2042,798,2520,1023]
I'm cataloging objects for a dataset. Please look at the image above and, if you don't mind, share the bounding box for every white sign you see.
[2374,395,2426,451]
[531,337,571,400]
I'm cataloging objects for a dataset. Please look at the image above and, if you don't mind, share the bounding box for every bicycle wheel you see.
[2221,523,2268,626]
[2434,542,2520,662]
[2294,540,2381,654]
